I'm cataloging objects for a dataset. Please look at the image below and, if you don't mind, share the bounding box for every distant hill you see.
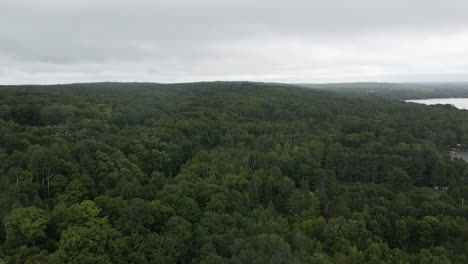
[4,81,468,100]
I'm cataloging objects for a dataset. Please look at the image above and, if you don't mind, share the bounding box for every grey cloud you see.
[1,0,468,84]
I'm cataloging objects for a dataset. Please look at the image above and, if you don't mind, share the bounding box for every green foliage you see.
[4,207,49,247]
[389,167,413,193]
[230,234,298,264]
[49,219,121,264]
[0,82,467,262]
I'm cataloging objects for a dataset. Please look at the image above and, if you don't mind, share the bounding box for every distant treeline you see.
[299,82,468,100]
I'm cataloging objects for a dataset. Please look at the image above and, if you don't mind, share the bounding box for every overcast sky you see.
[1,0,468,84]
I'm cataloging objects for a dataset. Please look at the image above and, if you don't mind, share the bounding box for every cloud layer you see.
[1,0,468,84]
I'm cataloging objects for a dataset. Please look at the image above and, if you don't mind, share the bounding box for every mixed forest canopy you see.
[0,82,467,263]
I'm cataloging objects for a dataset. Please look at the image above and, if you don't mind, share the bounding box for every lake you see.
[405,98,468,110]
[448,149,468,161]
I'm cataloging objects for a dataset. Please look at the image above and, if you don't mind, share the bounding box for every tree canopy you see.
[0,82,467,263]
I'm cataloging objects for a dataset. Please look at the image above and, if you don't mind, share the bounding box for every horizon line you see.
[1,80,468,87]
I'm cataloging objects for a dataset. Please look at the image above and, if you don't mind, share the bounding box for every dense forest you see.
[0,82,467,263]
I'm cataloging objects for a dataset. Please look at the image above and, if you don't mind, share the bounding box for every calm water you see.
[448,149,468,161]
[405,98,468,110]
